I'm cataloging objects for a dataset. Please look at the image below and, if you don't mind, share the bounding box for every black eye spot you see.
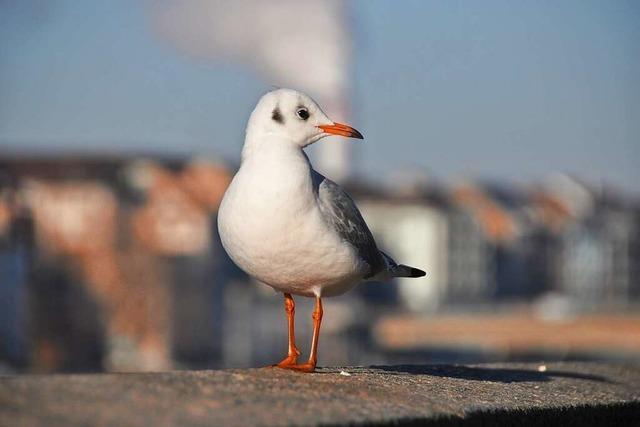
[272,106,284,124]
[296,107,310,120]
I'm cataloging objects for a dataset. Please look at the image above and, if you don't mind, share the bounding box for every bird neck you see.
[240,134,314,191]
[241,133,308,167]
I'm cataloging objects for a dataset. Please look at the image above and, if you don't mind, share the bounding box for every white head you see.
[244,88,363,153]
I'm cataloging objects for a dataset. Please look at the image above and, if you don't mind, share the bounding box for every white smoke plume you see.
[150,0,354,181]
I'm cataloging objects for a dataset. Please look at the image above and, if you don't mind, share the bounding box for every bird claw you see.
[274,362,316,373]
[273,354,299,367]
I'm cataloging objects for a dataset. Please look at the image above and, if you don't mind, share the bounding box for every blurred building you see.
[0,155,232,372]
[551,179,640,305]
[0,155,638,372]
[350,175,640,312]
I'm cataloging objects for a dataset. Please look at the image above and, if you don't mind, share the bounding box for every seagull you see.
[218,88,425,372]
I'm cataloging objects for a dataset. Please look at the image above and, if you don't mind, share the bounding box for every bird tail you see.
[380,251,426,279]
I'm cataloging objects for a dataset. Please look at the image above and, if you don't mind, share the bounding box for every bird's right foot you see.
[274,355,299,368]
[273,362,316,373]
[269,347,301,368]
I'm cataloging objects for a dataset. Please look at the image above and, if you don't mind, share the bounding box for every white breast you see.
[217,146,363,297]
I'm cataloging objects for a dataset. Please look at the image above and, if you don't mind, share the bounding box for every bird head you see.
[245,88,363,149]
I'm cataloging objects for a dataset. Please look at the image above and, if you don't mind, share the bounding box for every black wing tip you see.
[409,267,427,278]
[398,265,427,278]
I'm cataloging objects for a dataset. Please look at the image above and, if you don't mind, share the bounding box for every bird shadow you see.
[363,365,612,384]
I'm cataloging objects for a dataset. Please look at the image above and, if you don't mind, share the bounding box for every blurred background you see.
[0,0,639,374]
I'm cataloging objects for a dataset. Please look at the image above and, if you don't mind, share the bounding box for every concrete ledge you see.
[1,363,639,426]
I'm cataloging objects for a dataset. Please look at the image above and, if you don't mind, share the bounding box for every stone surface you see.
[1,363,640,426]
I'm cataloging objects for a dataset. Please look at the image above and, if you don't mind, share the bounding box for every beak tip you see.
[318,122,364,140]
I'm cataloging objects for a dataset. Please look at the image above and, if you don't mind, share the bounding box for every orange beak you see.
[317,122,364,139]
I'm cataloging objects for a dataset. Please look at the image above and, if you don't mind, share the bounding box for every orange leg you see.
[275,293,300,367]
[276,296,323,373]
[307,296,324,368]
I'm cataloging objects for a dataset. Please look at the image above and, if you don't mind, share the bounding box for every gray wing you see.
[313,171,385,279]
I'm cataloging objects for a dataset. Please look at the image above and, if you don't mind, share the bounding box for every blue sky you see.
[1,0,638,193]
